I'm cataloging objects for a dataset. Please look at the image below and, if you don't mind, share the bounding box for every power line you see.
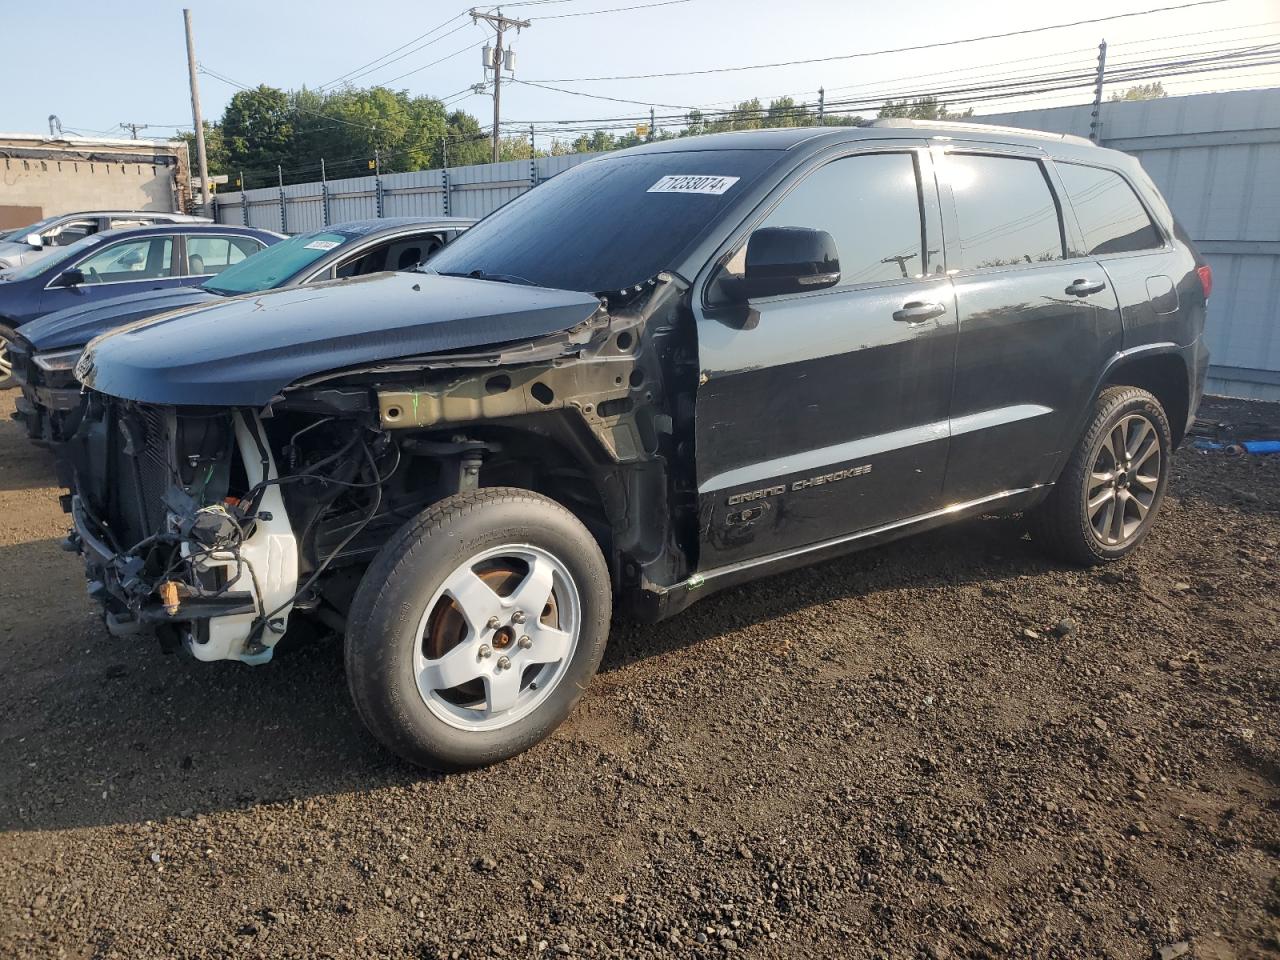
[524,0,1239,82]
[502,43,1280,131]
[200,64,381,130]
[535,0,691,18]
[317,10,469,90]
[512,78,696,109]
[378,37,490,86]
[321,20,475,90]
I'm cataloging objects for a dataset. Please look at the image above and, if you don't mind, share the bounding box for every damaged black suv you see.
[66,120,1209,768]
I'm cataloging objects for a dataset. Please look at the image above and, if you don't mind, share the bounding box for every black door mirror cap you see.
[58,268,86,287]
[734,226,841,301]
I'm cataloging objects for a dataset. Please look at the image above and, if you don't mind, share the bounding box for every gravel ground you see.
[0,388,1277,960]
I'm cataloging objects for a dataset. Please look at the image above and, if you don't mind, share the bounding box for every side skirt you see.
[632,484,1049,621]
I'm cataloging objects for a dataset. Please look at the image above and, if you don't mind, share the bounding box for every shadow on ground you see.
[0,510,1048,834]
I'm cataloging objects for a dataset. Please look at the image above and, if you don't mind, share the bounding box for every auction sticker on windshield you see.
[647,175,740,195]
[303,240,342,251]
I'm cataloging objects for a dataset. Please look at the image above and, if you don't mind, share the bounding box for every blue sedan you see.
[0,223,281,387]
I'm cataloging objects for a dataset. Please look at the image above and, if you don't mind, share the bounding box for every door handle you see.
[1065,278,1106,297]
[892,300,946,323]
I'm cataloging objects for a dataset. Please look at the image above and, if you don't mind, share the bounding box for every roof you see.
[0,132,184,149]
[47,210,209,221]
[321,216,476,237]
[86,223,283,242]
[611,120,1102,157]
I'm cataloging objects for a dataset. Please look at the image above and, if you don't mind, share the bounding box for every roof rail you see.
[869,117,1095,147]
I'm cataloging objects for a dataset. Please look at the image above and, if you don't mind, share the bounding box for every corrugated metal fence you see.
[985,88,1280,402]
[214,153,601,234]
[214,88,1280,401]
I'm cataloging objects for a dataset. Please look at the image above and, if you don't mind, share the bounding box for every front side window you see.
[1056,163,1162,256]
[186,235,262,275]
[939,154,1065,270]
[718,152,928,293]
[45,219,97,246]
[74,237,173,283]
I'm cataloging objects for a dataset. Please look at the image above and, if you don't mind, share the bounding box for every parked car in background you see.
[10,217,471,439]
[0,223,280,389]
[0,210,211,273]
[64,121,1208,770]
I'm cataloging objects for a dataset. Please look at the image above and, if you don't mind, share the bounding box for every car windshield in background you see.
[2,216,59,241]
[0,233,100,281]
[425,150,782,293]
[203,230,351,296]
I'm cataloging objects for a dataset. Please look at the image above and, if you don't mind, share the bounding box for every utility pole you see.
[648,107,655,142]
[472,8,529,164]
[817,87,825,126]
[183,9,210,210]
[529,123,536,159]
[121,122,150,140]
[1089,39,1108,143]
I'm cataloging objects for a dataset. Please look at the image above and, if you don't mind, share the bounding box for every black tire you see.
[0,323,18,390]
[345,487,611,769]
[1029,386,1172,566]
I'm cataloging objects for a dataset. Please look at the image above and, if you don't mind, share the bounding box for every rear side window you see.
[940,154,1065,270]
[186,235,262,275]
[1056,163,1162,256]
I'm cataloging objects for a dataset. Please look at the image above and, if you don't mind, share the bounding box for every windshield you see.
[0,232,102,281]
[1,215,60,242]
[425,149,781,293]
[203,230,351,295]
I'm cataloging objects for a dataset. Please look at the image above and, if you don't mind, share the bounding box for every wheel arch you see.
[1098,348,1191,448]
[451,415,680,595]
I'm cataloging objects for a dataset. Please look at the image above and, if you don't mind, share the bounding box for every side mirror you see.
[57,268,86,287]
[24,233,43,249]
[729,226,841,301]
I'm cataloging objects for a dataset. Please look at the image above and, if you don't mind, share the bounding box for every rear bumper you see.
[1187,335,1209,437]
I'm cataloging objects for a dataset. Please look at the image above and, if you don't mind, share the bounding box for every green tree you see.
[175,121,229,179]
[1110,82,1167,102]
[222,85,295,178]
[877,96,972,120]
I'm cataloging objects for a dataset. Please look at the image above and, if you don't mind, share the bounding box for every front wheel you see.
[1029,386,1172,565]
[345,487,611,769]
[0,324,17,390]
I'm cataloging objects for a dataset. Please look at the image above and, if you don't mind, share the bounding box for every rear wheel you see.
[1030,386,1172,565]
[345,487,611,769]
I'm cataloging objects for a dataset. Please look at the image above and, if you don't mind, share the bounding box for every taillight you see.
[1197,264,1213,300]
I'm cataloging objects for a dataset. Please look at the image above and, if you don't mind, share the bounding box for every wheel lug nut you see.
[486,616,501,630]
[478,644,492,659]
[497,656,511,670]
[512,610,527,625]
[518,635,532,649]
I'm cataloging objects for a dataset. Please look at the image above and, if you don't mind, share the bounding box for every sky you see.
[3,0,1277,149]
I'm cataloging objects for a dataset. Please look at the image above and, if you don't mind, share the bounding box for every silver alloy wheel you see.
[1083,412,1162,547]
[412,543,581,732]
[0,334,11,382]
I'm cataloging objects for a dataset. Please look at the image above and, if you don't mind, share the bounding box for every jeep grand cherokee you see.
[64,120,1209,769]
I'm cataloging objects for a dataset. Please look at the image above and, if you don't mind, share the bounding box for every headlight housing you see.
[33,348,83,373]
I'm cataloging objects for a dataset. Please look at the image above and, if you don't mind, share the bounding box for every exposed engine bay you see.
[65,275,698,662]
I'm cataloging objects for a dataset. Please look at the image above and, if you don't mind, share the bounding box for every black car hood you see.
[20,286,222,352]
[78,273,603,407]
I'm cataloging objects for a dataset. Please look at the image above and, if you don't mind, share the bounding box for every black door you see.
[694,147,956,570]
[935,148,1123,504]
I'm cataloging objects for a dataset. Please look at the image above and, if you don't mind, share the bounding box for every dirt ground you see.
[0,388,1276,960]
